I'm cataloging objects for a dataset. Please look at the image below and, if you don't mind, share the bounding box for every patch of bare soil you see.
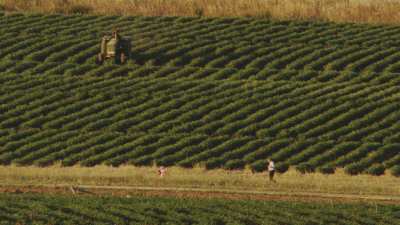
[1,185,399,205]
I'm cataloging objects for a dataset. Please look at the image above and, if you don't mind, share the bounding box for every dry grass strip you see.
[2,0,400,25]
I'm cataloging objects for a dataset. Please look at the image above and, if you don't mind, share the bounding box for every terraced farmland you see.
[0,13,400,175]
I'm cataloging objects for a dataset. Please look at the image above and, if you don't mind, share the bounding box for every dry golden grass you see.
[0,165,399,197]
[2,0,400,24]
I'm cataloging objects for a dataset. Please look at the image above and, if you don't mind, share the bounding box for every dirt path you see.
[1,184,399,204]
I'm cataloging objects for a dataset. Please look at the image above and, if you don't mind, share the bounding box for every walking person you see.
[267,158,276,182]
[158,166,167,177]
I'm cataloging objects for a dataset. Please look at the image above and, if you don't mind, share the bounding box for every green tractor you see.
[96,29,131,65]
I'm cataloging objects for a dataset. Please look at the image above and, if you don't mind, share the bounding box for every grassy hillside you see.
[0,14,399,175]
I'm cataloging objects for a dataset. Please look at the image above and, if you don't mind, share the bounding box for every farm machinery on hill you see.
[96,29,131,65]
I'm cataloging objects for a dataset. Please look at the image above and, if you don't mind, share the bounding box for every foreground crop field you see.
[0,193,399,225]
[0,13,400,175]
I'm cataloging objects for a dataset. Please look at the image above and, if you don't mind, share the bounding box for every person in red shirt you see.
[158,166,167,177]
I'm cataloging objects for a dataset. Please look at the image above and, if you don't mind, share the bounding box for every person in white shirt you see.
[267,159,275,182]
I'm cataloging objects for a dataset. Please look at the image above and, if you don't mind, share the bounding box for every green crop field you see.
[0,193,398,225]
[0,13,400,176]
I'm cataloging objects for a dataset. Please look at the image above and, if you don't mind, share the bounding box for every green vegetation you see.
[0,14,399,175]
[0,193,399,225]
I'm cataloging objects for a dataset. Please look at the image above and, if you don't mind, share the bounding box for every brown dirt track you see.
[1,184,399,205]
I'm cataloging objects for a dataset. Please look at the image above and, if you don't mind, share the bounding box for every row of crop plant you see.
[4,57,400,88]
[1,76,399,141]
[5,37,400,74]
[6,15,400,73]
[6,13,400,47]
[0,128,399,176]
[0,193,399,225]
